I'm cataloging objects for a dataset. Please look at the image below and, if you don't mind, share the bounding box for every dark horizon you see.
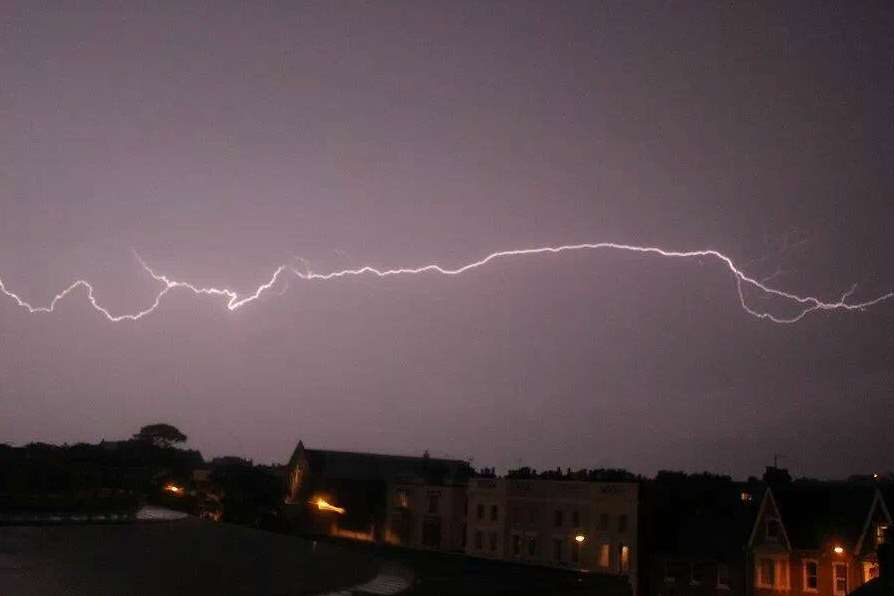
[2,2,893,480]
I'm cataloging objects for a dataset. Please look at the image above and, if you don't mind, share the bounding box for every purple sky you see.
[2,2,892,479]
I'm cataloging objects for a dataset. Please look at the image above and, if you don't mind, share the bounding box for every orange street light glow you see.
[575,535,586,543]
[163,483,183,495]
[314,498,346,514]
[833,546,844,555]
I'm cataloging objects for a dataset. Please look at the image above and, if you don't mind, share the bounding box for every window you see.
[571,540,580,563]
[529,507,538,523]
[599,543,611,568]
[474,530,483,550]
[878,523,889,546]
[489,531,497,551]
[758,558,776,588]
[618,514,628,533]
[422,516,441,548]
[527,536,537,556]
[833,563,847,596]
[619,544,630,573]
[600,513,610,530]
[766,519,781,543]
[553,538,563,561]
[572,510,580,527]
[554,509,563,527]
[863,561,880,582]
[512,534,521,556]
[395,489,409,508]
[803,560,818,592]
[477,503,485,520]
[427,494,439,514]
[691,563,704,586]
[717,563,730,589]
[490,504,498,521]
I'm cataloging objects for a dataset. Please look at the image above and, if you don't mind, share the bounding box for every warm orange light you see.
[575,535,586,543]
[833,546,844,555]
[314,497,346,514]
[163,483,183,495]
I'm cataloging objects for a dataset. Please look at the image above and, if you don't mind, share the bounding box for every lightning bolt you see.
[1,242,892,324]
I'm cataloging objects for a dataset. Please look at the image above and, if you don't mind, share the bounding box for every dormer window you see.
[877,523,889,546]
[766,519,782,543]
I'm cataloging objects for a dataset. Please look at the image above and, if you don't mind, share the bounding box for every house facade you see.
[466,477,641,593]
[283,441,471,545]
[747,485,891,596]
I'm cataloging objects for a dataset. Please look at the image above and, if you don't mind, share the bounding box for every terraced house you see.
[466,477,641,594]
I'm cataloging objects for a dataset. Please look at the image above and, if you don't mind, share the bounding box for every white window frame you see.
[756,556,789,591]
[833,562,848,596]
[802,559,819,593]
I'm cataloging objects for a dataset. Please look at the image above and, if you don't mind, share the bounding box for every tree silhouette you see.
[133,423,187,448]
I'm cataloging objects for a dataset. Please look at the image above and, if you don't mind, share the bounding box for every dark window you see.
[527,536,537,556]
[572,510,580,527]
[427,494,439,514]
[422,517,441,548]
[553,538,563,561]
[759,558,775,587]
[717,563,730,588]
[475,530,483,550]
[804,561,818,591]
[529,507,537,523]
[571,540,580,563]
[834,563,847,596]
[618,514,628,533]
[490,504,498,521]
[489,532,497,551]
[691,563,705,585]
[600,513,609,530]
[477,503,485,520]
[554,509,563,527]
[512,534,521,556]
[766,519,781,542]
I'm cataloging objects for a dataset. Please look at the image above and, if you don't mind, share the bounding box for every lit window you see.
[717,563,730,589]
[878,524,889,546]
[803,560,818,592]
[619,544,630,573]
[863,561,880,583]
[599,543,611,568]
[833,563,847,596]
[396,489,409,508]
[741,491,753,503]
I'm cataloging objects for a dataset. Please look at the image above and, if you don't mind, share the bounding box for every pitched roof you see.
[287,441,471,484]
[772,484,877,550]
[655,482,763,557]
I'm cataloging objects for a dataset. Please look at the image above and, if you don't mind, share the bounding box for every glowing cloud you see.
[1,242,892,324]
